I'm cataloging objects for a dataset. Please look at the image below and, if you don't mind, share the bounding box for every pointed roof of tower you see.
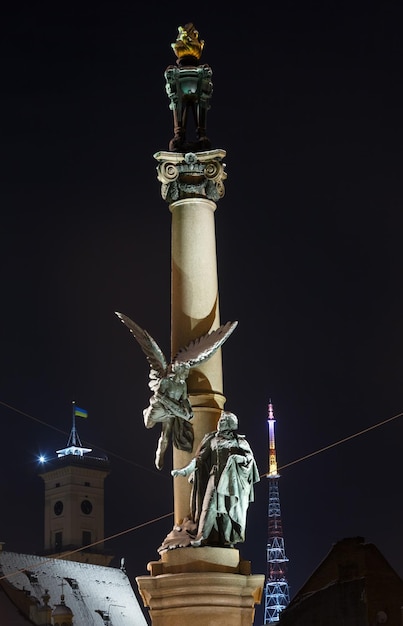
[267,398,279,478]
[56,402,92,457]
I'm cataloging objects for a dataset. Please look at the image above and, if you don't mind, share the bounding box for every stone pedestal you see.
[136,547,264,626]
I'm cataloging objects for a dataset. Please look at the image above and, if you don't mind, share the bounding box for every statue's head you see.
[171,362,190,381]
[218,411,238,432]
[171,23,204,62]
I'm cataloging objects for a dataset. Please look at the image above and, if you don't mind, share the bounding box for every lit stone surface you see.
[137,570,265,626]
[170,193,227,523]
[149,546,248,575]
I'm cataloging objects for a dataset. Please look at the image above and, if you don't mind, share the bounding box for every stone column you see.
[136,150,264,626]
[154,149,228,523]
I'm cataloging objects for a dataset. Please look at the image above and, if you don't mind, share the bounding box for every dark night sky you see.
[2,2,403,624]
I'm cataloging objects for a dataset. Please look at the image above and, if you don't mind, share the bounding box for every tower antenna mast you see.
[264,400,290,623]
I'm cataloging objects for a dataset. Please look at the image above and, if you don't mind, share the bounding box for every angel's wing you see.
[173,320,238,368]
[115,312,168,377]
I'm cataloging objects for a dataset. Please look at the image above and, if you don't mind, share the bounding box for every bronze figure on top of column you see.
[154,25,227,203]
[165,24,213,153]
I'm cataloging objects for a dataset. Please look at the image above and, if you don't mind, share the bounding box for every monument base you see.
[136,547,264,626]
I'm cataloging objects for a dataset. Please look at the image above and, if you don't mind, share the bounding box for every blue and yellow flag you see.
[74,406,88,419]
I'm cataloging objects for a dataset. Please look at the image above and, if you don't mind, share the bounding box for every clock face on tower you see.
[81,499,93,514]
[54,500,63,516]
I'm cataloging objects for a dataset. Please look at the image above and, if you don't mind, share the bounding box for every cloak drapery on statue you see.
[171,411,260,548]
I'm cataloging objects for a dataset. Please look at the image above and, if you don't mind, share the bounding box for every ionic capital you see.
[154,149,227,203]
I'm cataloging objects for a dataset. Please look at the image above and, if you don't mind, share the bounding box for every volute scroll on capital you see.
[154,149,227,203]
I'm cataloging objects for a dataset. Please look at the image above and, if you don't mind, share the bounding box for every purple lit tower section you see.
[263,400,290,623]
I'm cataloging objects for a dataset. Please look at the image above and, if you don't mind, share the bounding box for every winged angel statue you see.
[115,312,237,469]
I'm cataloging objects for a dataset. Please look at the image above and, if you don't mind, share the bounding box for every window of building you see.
[55,532,62,551]
[82,531,91,547]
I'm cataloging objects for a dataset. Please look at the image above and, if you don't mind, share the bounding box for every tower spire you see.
[268,398,278,478]
[264,400,290,623]
[56,402,91,457]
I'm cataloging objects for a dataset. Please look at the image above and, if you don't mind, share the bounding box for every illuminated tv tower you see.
[264,400,290,623]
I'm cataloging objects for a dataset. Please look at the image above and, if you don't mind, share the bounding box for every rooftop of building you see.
[0,550,148,625]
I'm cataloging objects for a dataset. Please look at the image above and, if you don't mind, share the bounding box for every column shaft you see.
[170,197,226,522]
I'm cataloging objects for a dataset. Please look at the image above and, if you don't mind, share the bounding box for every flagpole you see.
[72,400,77,446]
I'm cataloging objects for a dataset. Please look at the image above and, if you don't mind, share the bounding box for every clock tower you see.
[38,406,113,566]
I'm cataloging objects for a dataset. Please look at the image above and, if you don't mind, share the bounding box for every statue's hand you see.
[171,468,187,477]
[171,458,196,478]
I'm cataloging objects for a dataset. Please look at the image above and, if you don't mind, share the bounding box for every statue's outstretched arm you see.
[171,457,196,477]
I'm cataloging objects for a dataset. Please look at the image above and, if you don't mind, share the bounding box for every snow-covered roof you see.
[0,551,148,625]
